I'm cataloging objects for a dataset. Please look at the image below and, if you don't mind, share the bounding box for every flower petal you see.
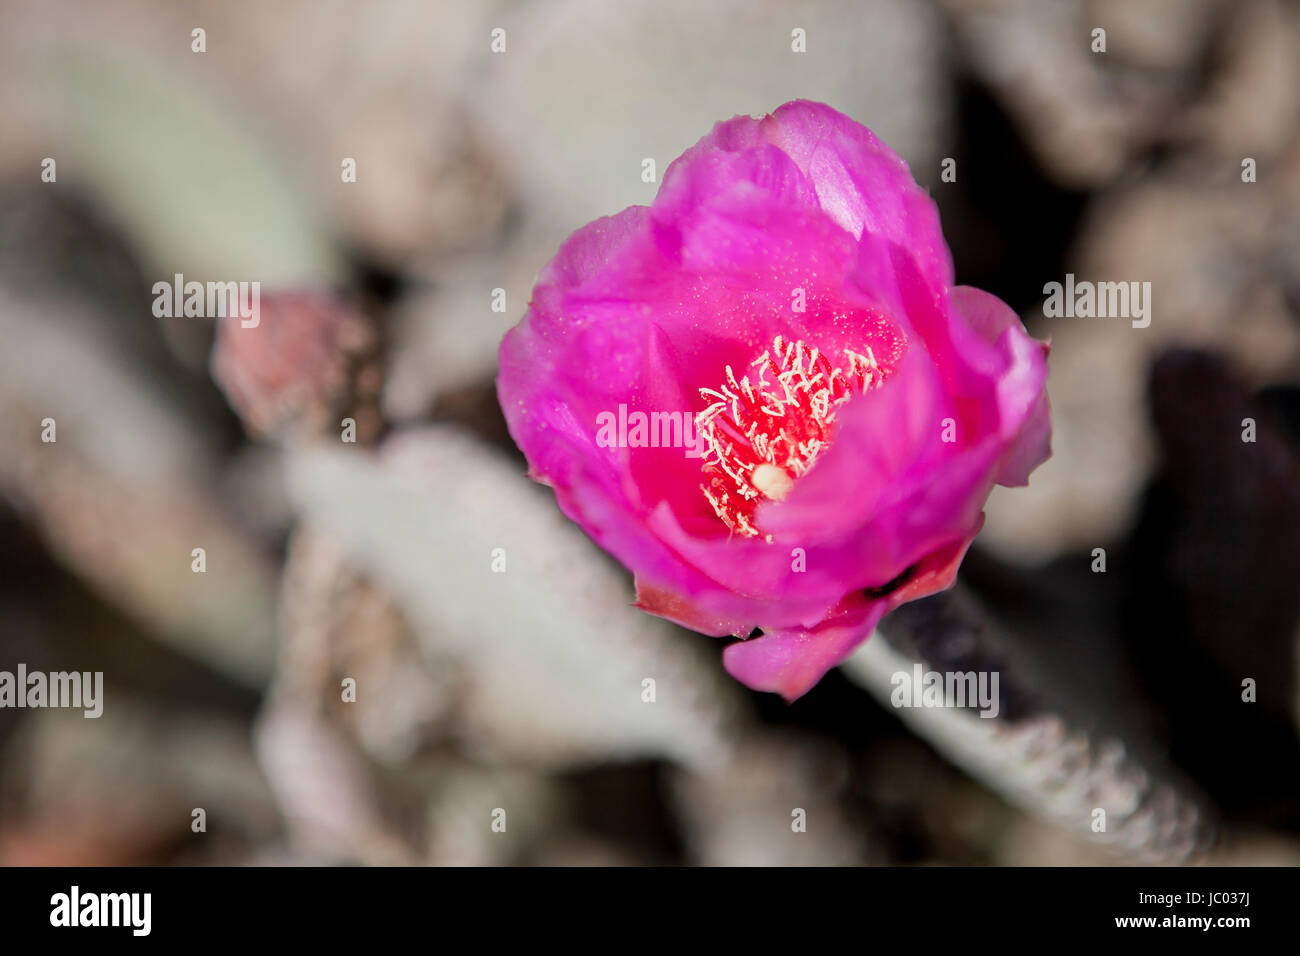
[722,529,977,701]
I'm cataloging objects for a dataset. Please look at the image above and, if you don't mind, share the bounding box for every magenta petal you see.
[633,577,751,638]
[669,101,953,296]
[722,528,978,701]
[948,286,1052,487]
[723,604,887,702]
[761,101,954,296]
[996,387,1052,487]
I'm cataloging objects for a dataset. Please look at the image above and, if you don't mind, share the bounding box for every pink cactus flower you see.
[498,100,1051,700]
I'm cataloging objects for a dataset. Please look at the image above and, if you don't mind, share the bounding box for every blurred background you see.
[1,0,1299,866]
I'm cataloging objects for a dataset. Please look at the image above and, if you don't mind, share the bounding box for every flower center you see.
[696,335,882,539]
